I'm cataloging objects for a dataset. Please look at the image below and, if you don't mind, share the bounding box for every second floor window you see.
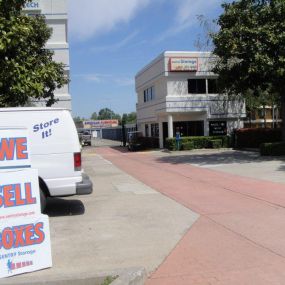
[188,79,206,94]
[144,86,155,102]
[208,79,218,94]
[188,78,219,94]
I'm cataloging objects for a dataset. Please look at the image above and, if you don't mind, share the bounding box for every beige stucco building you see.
[135,51,246,148]
[24,0,71,110]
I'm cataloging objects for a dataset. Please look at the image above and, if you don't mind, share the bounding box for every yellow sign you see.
[169,57,198,72]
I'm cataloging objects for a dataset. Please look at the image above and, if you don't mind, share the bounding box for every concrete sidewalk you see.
[0,147,198,284]
[96,147,285,285]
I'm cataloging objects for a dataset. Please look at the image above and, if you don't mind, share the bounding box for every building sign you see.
[209,121,227,136]
[169,57,198,72]
[83,120,119,129]
[24,1,41,10]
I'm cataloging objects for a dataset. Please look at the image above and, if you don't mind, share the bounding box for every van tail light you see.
[74,152,82,171]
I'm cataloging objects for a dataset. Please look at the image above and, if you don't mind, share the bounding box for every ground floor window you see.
[163,120,204,146]
[145,124,149,137]
[151,123,159,137]
[173,121,204,137]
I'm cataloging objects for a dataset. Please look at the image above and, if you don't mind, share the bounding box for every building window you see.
[208,79,218,94]
[188,79,206,94]
[145,124,149,137]
[173,121,204,137]
[143,86,155,102]
[151,124,159,137]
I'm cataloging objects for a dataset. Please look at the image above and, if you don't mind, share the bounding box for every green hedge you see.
[235,128,282,148]
[209,139,222,149]
[165,136,230,151]
[165,138,176,150]
[181,141,194,150]
[260,142,285,156]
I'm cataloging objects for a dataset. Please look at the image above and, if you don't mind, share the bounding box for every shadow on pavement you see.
[44,197,85,217]
[156,150,285,166]
[278,164,285,171]
[110,146,129,153]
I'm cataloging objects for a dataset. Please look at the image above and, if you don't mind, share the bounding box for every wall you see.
[23,0,71,110]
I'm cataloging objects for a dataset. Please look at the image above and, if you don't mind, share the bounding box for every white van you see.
[0,107,93,210]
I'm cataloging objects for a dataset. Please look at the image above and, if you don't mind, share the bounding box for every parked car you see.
[0,107,93,211]
[81,130,92,146]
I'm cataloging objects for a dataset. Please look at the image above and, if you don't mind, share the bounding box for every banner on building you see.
[83,120,119,128]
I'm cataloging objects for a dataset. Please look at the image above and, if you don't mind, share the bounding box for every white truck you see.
[0,107,93,210]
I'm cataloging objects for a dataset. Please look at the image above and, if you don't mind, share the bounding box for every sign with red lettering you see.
[0,128,31,170]
[0,215,52,278]
[0,169,41,220]
[0,128,52,278]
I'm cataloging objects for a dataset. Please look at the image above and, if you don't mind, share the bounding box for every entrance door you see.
[163,122,168,147]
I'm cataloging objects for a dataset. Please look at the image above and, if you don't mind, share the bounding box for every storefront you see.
[23,0,71,110]
[135,51,246,148]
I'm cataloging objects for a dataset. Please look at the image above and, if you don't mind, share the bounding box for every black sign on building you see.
[209,121,227,136]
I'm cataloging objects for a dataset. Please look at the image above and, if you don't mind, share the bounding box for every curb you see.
[0,267,147,285]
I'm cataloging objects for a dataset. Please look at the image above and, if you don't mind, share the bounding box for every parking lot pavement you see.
[0,147,198,284]
[152,148,285,185]
[91,138,122,148]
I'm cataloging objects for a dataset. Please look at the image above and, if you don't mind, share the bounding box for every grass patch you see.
[101,275,118,285]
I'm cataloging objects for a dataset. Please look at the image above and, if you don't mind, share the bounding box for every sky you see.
[68,0,225,119]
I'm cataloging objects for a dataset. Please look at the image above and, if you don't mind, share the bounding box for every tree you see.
[73,116,83,123]
[98,108,121,121]
[126,112,136,124]
[211,0,285,139]
[90,112,98,120]
[0,0,68,107]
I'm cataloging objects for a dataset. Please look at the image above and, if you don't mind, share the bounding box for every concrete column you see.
[159,121,163,149]
[168,114,173,138]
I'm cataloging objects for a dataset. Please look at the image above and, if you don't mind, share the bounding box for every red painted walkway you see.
[96,148,285,285]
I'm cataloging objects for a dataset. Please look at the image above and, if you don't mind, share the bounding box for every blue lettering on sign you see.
[33,118,59,139]
[25,2,39,9]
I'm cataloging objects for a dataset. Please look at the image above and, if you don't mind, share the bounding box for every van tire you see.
[40,187,47,213]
